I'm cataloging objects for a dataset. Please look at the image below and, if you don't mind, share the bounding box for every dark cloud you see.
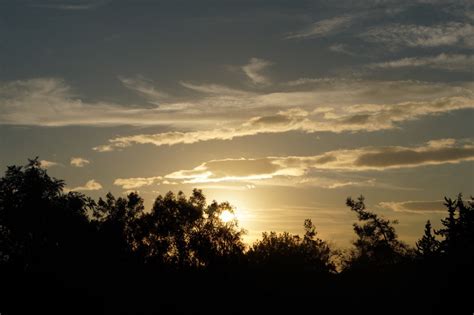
[355,146,474,168]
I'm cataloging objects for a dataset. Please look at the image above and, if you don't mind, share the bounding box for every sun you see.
[219,210,235,223]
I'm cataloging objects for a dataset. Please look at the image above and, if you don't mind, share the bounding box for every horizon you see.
[1,0,473,248]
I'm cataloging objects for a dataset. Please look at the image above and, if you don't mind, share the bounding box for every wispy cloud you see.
[32,0,111,10]
[285,16,354,39]
[379,200,446,213]
[94,96,473,151]
[0,78,204,127]
[70,157,90,167]
[180,82,252,96]
[1,77,473,154]
[242,58,272,85]
[113,176,162,190]
[362,22,474,48]
[370,53,474,71]
[164,139,474,184]
[68,179,102,191]
[119,76,169,102]
[328,43,354,55]
[40,160,59,169]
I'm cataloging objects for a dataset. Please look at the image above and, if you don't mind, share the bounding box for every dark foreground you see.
[0,160,472,314]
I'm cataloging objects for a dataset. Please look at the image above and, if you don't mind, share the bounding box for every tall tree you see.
[346,195,411,268]
[416,220,439,258]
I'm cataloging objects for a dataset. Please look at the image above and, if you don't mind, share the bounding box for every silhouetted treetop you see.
[345,195,412,268]
[247,219,335,273]
[416,220,439,259]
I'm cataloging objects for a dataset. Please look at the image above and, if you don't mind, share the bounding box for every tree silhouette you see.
[345,195,411,269]
[436,194,474,263]
[132,189,246,268]
[1,158,473,314]
[416,220,440,259]
[247,219,335,273]
[0,158,94,271]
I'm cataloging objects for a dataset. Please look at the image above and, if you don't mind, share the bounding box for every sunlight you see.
[220,210,235,223]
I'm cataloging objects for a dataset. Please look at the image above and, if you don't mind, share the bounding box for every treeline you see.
[0,159,472,314]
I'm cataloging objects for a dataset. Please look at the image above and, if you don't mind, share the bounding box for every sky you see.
[1,0,473,246]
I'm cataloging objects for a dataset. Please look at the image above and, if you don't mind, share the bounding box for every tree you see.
[247,219,335,273]
[0,158,94,270]
[436,194,474,262]
[416,220,439,258]
[345,195,411,268]
[92,191,146,264]
[133,189,245,268]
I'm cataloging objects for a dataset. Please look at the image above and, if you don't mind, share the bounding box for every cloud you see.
[370,53,474,71]
[163,139,474,184]
[328,44,354,55]
[379,200,446,213]
[39,160,59,169]
[180,82,251,96]
[0,78,211,127]
[70,157,90,167]
[242,58,272,85]
[285,16,354,39]
[68,180,102,191]
[113,176,162,190]
[362,22,474,48]
[1,78,471,129]
[94,96,473,151]
[32,0,111,10]
[119,76,168,102]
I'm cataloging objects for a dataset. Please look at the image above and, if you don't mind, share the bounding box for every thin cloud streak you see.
[370,53,474,71]
[379,200,446,213]
[285,16,354,39]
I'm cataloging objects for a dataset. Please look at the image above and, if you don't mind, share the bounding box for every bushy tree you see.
[0,158,94,270]
[247,219,335,273]
[133,189,245,268]
[92,192,146,263]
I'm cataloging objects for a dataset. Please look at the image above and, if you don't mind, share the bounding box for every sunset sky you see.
[1,0,473,246]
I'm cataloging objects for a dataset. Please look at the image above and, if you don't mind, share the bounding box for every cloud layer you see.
[94,95,473,151]
[159,139,474,184]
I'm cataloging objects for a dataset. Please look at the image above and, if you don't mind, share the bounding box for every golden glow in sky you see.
[219,210,236,223]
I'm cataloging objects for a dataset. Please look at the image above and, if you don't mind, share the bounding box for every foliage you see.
[133,189,246,268]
